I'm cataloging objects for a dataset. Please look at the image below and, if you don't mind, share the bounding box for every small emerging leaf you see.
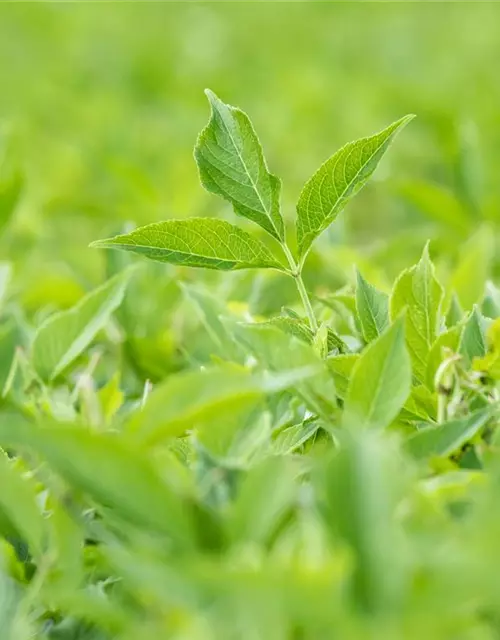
[355,269,389,343]
[195,90,284,241]
[459,306,486,367]
[91,218,283,271]
[296,115,414,258]
[343,316,411,430]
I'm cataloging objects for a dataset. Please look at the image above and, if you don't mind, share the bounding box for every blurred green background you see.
[0,2,499,372]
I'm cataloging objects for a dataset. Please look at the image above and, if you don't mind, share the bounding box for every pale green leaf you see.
[32,270,132,382]
[397,180,470,233]
[195,89,284,241]
[459,307,486,367]
[320,432,406,613]
[449,225,494,310]
[8,423,194,548]
[390,244,444,385]
[91,218,283,271]
[126,365,318,446]
[405,408,491,460]
[296,114,414,258]
[326,354,359,399]
[343,316,411,431]
[355,269,389,343]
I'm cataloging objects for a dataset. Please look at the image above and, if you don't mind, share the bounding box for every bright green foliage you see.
[91,218,284,271]
[195,90,284,242]
[32,270,132,381]
[405,408,492,460]
[355,268,389,343]
[390,245,444,385]
[3,53,500,640]
[296,115,414,258]
[343,317,411,430]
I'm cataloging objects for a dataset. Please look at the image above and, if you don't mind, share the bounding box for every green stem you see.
[281,243,318,333]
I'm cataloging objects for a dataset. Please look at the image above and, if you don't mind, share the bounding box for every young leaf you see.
[195,90,284,242]
[296,114,414,258]
[405,408,491,460]
[426,325,462,389]
[32,270,132,382]
[91,218,283,271]
[390,244,444,385]
[343,316,411,431]
[355,269,389,343]
[459,306,486,367]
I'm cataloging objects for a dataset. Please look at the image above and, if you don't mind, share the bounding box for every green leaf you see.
[233,323,337,422]
[405,408,491,460]
[459,307,486,367]
[296,114,414,258]
[195,90,284,242]
[397,180,470,234]
[343,316,411,431]
[272,418,319,455]
[0,451,44,558]
[229,457,296,545]
[326,354,359,399]
[91,218,283,271]
[426,325,462,389]
[320,432,406,613]
[449,225,494,310]
[390,244,444,385]
[32,270,132,382]
[355,269,389,343]
[8,423,194,549]
[126,365,318,446]
[446,292,464,327]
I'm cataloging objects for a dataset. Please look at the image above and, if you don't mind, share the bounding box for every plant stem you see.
[281,243,318,333]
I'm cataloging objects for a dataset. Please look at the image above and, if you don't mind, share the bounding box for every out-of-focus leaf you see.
[343,317,411,430]
[320,432,406,614]
[397,180,470,233]
[296,115,414,258]
[233,323,337,421]
[405,408,491,460]
[390,244,444,385]
[32,270,133,381]
[195,90,284,242]
[126,365,321,445]
[326,354,358,399]
[228,456,296,545]
[0,451,44,558]
[2,423,194,549]
[449,226,494,311]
